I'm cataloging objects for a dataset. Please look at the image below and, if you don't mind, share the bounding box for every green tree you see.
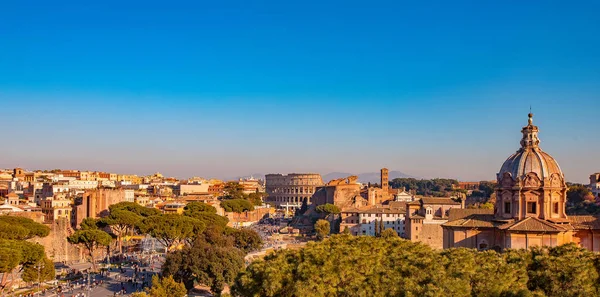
[233,235,550,297]
[315,204,341,215]
[247,192,266,206]
[567,185,594,205]
[528,243,598,296]
[109,201,161,217]
[138,214,205,250]
[314,219,330,240]
[380,228,397,239]
[342,227,351,235]
[233,235,449,297]
[21,257,55,283]
[79,217,100,230]
[145,275,188,297]
[67,229,112,271]
[226,228,263,253]
[162,237,244,296]
[221,199,254,213]
[0,216,50,240]
[223,182,246,200]
[185,211,229,229]
[566,184,598,215]
[0,217,50,293]
[389,178,460,197]
[184,202,217,215]
[100,209,142,254]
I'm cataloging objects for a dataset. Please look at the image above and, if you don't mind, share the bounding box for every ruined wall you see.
[31,218,84,264]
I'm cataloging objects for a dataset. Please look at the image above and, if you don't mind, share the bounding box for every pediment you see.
[523,173,541,188]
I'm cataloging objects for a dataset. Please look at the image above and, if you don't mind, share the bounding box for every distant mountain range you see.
[226,171,416,184]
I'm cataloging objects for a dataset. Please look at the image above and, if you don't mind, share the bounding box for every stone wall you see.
[31,218,84,264]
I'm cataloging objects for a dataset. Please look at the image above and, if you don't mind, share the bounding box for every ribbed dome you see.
[499,148,563,181]
[498,113,564,182]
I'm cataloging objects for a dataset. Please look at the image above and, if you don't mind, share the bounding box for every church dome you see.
[498,113,564,182]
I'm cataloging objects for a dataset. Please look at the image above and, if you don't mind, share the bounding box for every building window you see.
[416,227,418,231]
[553,202,559,214]
[527,202,537,214]
[479,241,488,250]
[362,219,366,224]
[504,201,511,214]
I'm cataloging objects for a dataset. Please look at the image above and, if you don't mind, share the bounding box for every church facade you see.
[443,113,600,251]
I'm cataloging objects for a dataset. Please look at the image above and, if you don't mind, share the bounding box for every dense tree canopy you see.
[315,204,341,215]
[99,208,143,253]
[314,220,330,240]
[0,240,45,273]
[221,199,254,213]
[223,182,247,200]
[0,216,50,292]
[79,217,100,230]
[223,182,265,206]
[184,207,229,228]
[67,229,112,271]
[389,178,459,197]
[566,184,598,215]
[380,228,398,238]
[0,216,50,240]
[109,201,161,217]
[233,235,600,297]
[469,181,497,198]
[225,228,263,253]
[131,275,188,297]
[184,202,217,215]
[138,214,205,250]
[163,235,245,296]
[21,257,55,283]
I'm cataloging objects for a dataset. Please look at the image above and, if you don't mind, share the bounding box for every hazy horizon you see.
[1,1,598,183]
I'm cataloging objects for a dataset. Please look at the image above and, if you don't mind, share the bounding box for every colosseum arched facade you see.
[265,173,324,209]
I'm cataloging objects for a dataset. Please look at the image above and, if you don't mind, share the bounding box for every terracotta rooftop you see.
[498,217,571,232]
[421,197,461,205]
[569,215,600,230]
[443,214,496,228]
[448,208,494,221]
[386,201,407,209]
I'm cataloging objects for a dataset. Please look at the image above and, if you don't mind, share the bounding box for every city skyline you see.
[1,1,598,183]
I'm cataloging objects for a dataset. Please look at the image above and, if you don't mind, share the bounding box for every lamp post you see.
[87,272,91,297]
[35,261,45,294]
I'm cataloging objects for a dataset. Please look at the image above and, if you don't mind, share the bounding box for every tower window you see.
[527,202,537,214]
[553,202,559,214]
[504,201,511,214]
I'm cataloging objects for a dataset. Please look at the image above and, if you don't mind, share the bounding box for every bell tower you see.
[380,168,389,193]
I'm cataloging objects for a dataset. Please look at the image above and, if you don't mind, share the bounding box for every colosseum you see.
[265,173,324,209]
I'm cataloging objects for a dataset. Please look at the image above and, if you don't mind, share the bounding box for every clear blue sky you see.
[1,1,598,183]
